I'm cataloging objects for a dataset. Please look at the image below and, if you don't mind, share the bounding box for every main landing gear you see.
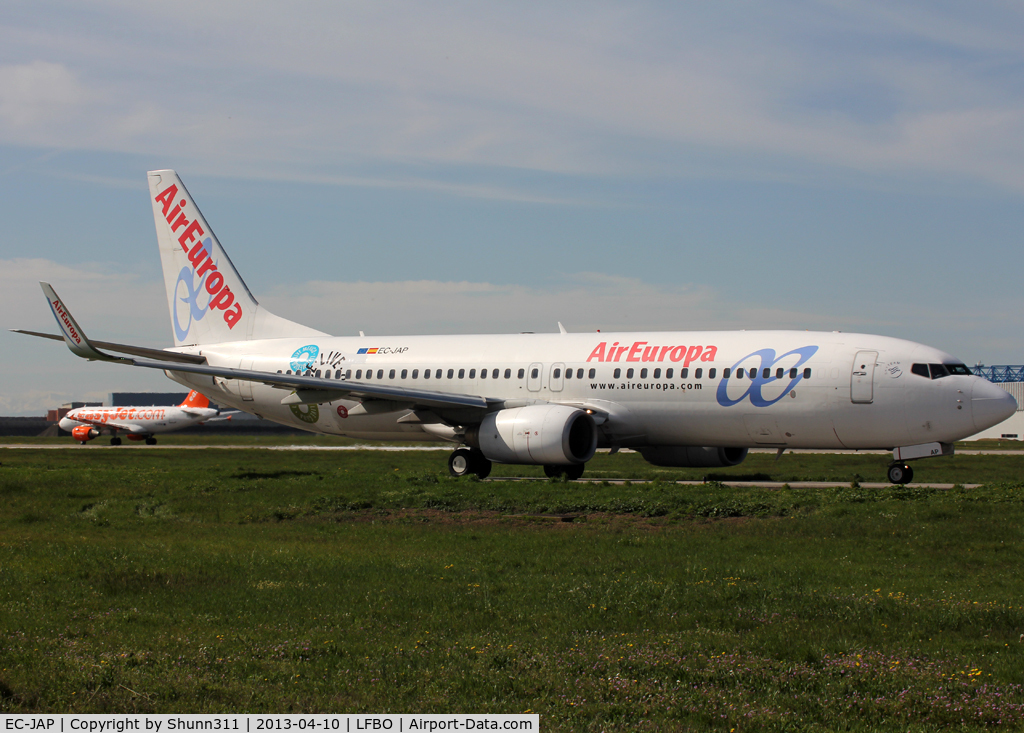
[110,436,122,446]
[544,464,586,481]
[145,436,157,445]
[448,448,491,479]
[887,463,914,485]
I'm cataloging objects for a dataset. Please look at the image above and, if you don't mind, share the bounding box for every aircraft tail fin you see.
[180,390,211,409]
[147,170,328,347]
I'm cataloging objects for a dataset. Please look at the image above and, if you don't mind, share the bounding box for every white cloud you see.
[262,273,861,337]
[3,3,1024,193]
[0,61,89,128]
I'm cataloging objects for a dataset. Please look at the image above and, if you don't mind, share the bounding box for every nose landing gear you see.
[887,463,914,485]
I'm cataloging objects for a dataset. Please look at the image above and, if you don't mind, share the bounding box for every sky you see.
[2,1,1024,414]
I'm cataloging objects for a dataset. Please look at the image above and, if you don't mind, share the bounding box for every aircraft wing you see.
[23,282,495,414]
[131,358,493,411]
[10,330,206,364]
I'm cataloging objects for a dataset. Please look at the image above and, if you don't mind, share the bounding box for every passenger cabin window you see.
[448,369,454,379]
[776,368,784,379]
[459,369,466,379]
[613,368,621,379]
[790,368,798,379]
[531,368,539,379]
[480,369,487,379]
[666,368,673,379]
[723,368,731,379]
[469,369,477,379]
[344,370,351,379]
[389,369,396,379]
[653,368,661,378]
[412,369,419,379]
[564,368,572,380]
[401,369,408,379]
[504,368,511,379]
[680,368,688,379]
[423,369,430,379]
[803,368,811,379]
[588,368,596,379]
[626,368,634,379]
[640,368,648,378]
[763,368,771,379]
[355,370,362,379]
[911,363,929,378]
[518,368,526,379]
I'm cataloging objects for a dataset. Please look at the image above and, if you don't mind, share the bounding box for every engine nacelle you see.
[71,425,99,442]
[638,446,749,468]
[468,405,597,465]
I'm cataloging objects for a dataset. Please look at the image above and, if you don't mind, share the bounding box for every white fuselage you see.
[165,329,1015,450]
[59,405,220,436]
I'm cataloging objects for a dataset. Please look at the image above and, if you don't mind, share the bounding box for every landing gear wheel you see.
[448,448,491,479]
[110,437,122,446]
[544,464,586,481]
[145,436,157,445]
[887,463,913,484]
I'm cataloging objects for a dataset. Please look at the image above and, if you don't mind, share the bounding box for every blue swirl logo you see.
[290,344,319,373]
[173,267,211,342]
[716,345,818,407]
[172,238,216,342]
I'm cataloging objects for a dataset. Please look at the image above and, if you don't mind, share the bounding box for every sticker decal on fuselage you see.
[290,345,319,373]
[290,403,319,423]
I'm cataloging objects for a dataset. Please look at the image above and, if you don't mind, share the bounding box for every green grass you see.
[2,447,1024,730]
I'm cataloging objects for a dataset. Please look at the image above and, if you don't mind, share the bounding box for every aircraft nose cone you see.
[971,380,1018,432]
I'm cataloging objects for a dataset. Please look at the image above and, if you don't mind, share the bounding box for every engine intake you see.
[638,446,748,468]
[468,405,597,465]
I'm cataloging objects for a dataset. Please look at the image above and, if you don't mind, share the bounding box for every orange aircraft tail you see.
[180,390,211,409]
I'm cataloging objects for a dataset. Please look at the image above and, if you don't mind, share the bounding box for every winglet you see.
[40,282,128,362]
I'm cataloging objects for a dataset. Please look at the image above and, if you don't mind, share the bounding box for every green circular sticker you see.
[289,403,319,424]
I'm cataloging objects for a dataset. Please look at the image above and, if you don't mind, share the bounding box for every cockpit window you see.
[911,363,929,378]
[945,363,972,376]
[929,364,949,379]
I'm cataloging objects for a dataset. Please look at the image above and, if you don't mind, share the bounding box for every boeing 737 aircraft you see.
[57,390,234,445]
[16,170,1017,482]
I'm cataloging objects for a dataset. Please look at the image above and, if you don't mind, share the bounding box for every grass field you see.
[2,446,1023,730]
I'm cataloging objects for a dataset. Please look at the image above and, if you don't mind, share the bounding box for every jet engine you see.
[638,446,749,468]
[71,425,99,442]
[467,404,597,465]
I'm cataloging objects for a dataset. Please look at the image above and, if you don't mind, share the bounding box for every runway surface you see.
[2,444,1021,455]
[3,442,1012,489]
